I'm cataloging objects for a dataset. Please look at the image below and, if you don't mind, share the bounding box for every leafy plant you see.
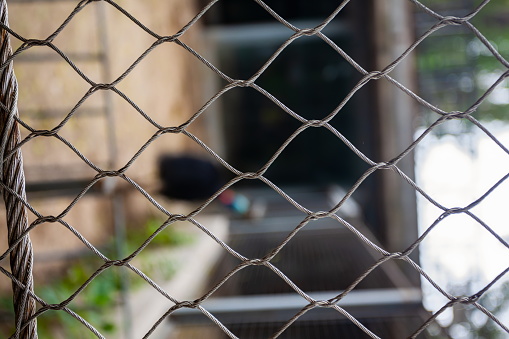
[0,215,195,338]
[428,281,509,339]
[126,216,195,250]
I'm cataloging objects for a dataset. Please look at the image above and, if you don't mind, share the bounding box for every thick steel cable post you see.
[0,1,38,338]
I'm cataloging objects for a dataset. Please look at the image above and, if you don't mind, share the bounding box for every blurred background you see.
[0,0,508,338]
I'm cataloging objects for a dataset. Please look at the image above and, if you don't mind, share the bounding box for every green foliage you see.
[417,0,509,123]
[0,294,15,336]
[428,281,509,338]
[126,216,195,251]
[0,216,195,338]
[125,216,195,282]
[35,262,120,338]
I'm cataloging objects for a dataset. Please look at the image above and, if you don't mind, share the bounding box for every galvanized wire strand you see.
[0,1,105,86]
[0,180,111,264]
[272,301,380,339]
[400,171,509,259]
[467,266,509,333]
[464,210,509,250]
[463,22,509,69]
[44,1,509,336]
[412,288,509,339]
[121,213,236,266]
[409,301,453,339]
[459,71,509,119]
[0,265,105,339]
[472,302,509,334]
[402,256,453,300]
[14,304,105,339]
[143,292,240,339]
[3,127,104,173]
[366,166,509,272]
[196,306,239,339]
[411,0,492,24]
[0,1,37,338]
[329,305,381,339]
[2,0,509,337]
[474,266,509,302]
[248,83,377,166]
[466,112,509,156]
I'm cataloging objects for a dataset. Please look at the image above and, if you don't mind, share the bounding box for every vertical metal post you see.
[95,3,133,338]
[113,193,133,339]
[372,0,420,284]
[96,0,117,168]
[0,0,38,337]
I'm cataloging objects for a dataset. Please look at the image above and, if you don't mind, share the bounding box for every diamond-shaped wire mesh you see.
[0,0,508,338]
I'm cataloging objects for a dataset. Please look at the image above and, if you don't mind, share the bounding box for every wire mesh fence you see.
[0,0,508,338]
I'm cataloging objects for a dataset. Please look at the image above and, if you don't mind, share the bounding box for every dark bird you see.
[158,154,222,201]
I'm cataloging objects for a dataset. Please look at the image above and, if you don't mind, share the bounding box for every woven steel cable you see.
[0,1,37,338]
[0,0,508,337]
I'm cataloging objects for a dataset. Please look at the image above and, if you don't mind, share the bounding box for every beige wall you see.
[1,0,205,290]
